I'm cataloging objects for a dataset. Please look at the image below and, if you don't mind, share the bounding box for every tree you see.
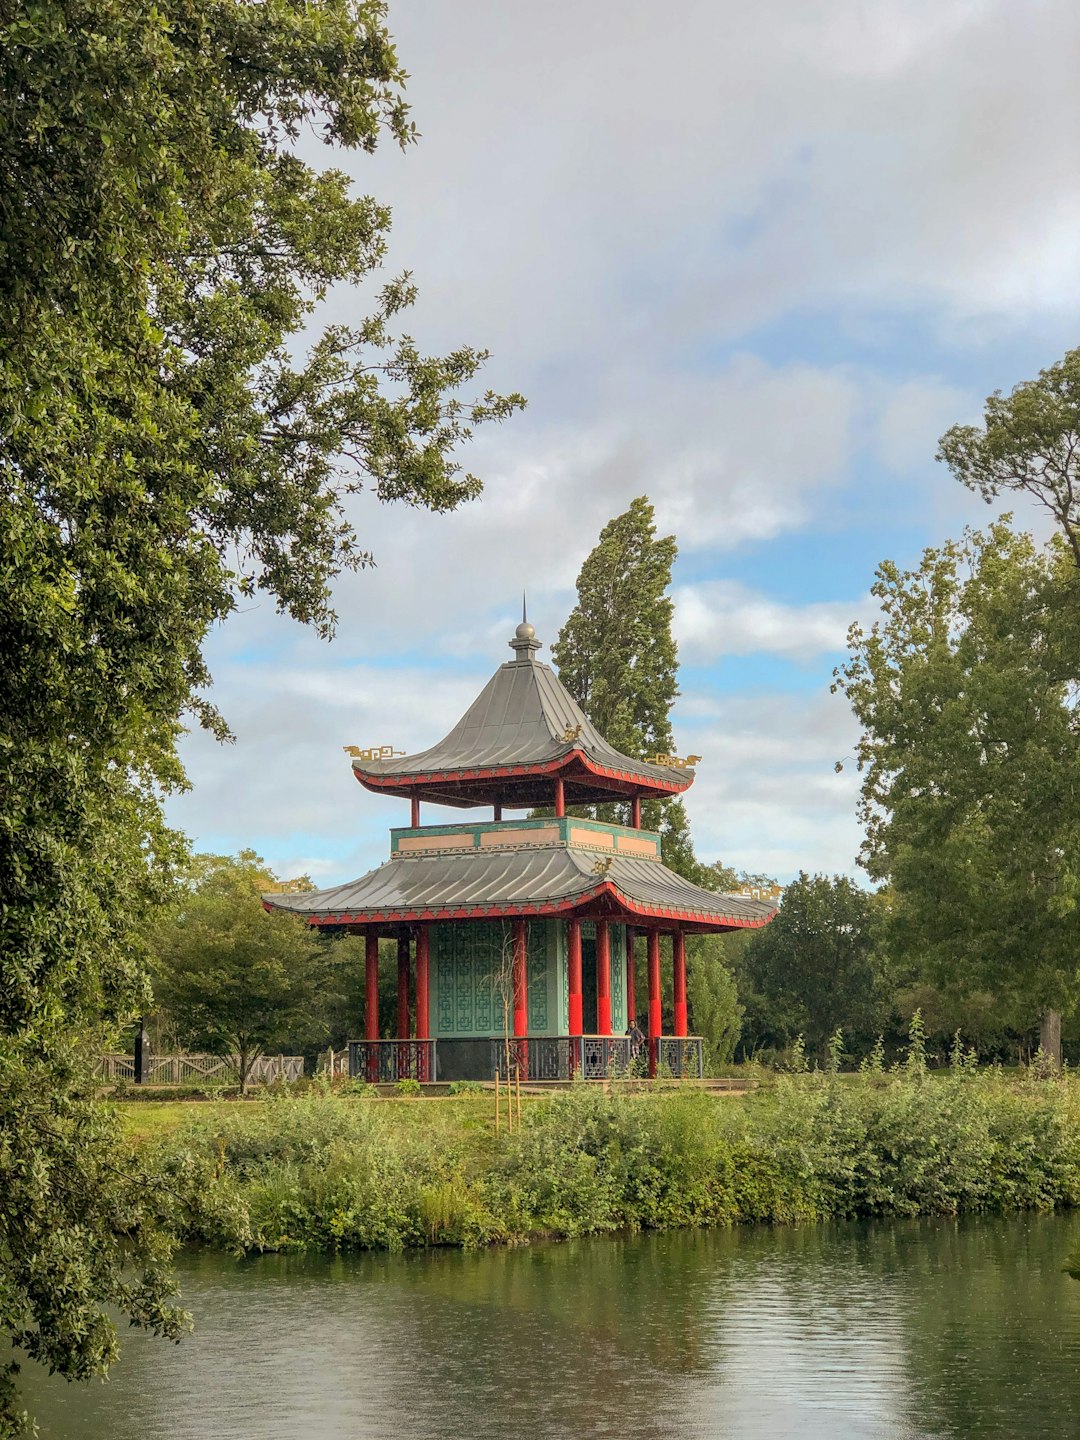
[835,525,1080,1062]
[737,873,888,1063]
[685,935,743,1069]
[0,1,522,1426]
[551,497,708,882]
[153,854,325,1092]
[938,348,1080,567]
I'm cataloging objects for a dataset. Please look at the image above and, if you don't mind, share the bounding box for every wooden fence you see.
[95,1053,305,1085]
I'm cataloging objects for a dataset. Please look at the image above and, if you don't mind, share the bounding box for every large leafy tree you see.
[0,0,521,1426]
[153,854,324,1091]
[551,496,707,881]
[938,348,1080,566]
[737,872,887,1062]
[835,524,1080,1061]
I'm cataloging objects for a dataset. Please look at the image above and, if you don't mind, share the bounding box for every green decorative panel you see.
[430,920,560,1037]
[557,921,569,1034]
[610,924,626,1034]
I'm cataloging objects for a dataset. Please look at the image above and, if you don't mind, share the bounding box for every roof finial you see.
[510,594,540,662]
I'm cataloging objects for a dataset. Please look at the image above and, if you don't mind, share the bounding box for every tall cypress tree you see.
[552,497,707,883]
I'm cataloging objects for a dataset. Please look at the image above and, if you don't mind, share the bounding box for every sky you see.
[167,0,1080,888]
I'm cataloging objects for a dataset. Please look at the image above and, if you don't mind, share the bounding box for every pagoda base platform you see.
[348,1035,704,1084]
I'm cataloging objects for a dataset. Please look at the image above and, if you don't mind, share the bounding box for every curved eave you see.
[262,849,773,933]
[262,883,774,931]
[352,747,692,804]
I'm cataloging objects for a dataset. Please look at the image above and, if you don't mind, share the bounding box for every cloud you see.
[166,0,1078,889]
[674,581,871,663]
[676,687,865,880]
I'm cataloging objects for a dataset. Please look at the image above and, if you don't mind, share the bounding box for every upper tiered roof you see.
[350,621,695,809]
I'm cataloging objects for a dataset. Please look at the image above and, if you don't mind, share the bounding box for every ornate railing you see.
[654,1036,704,1079]
[492,1035,652,1081]
[344,1036,703,1084]
[348,1039,435,1083]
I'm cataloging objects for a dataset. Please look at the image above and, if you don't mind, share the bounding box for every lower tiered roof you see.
[263,818,775,932]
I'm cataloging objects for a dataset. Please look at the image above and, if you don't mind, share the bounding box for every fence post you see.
[133,1021,150,1085]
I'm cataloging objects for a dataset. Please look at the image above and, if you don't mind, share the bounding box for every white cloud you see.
[674,581,872,663]
[677,687,865,880]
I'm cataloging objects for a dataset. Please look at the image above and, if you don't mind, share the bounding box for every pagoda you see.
[264,619,775,1082]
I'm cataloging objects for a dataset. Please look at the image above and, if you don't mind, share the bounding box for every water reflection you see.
[18,1213,1080,1440]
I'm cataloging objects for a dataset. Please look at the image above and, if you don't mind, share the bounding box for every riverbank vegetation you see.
[140,1058,1080,1256]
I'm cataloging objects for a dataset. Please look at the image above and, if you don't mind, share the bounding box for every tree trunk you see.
[239,1045,249,1095]
[1040,1009,1062,1069]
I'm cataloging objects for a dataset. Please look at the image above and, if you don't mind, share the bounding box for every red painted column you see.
[410,795,420,828]
[512,916,528,1080]
[512,917,528,1038]
[647,929,662,1078]
[415,925,430,1081]
[554,777,565,817]
[625,926,636,1024]
[596,920,612,1035]
[397,934,411,1039]
[568,919,583,1036]
[673,930,688,1037]
[365,932,379,1083]
[631,796,641,829]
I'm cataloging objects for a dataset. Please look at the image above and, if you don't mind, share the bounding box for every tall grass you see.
[149,1063,1080,1255]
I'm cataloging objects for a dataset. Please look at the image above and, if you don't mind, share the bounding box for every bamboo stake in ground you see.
[515,1063,522,1126]
[494,1068,500,1136]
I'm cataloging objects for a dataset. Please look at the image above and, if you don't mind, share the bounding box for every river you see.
[18,1212,1080,1439]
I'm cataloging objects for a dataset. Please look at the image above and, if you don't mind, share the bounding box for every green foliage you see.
[685,935,743,1068]
[835,525,1080,1042]
[394,1078,422,1097]
[447,1080,485,1095]
[145,1072,1080,1261]
[550,496,706,881]
[152,854,326,1092]
[737,872,889,1062]
[938,348,1080,567]
[0,1045,189,1436]
[0,0,522,1424]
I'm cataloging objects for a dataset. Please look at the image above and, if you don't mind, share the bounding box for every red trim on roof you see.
[265,881,775,933]
[352,748,691,799]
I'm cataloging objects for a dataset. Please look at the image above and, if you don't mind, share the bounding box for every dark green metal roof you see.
[263,846,774,932]
[351,626,694,806]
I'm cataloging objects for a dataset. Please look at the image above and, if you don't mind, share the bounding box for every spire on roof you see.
[509,595,541,662]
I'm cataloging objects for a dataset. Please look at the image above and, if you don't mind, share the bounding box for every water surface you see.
[20,1213,1080,1440]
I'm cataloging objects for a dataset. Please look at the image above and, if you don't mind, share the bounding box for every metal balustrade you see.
[346,1036,703,1084]
[347,1039,435,1083]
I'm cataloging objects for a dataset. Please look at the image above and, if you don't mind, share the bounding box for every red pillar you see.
[647,929,661,1077]
[365,933,380,1041]
[397,934,411,1039]
[625,926,636,1024]
[365,932,379,1083]
[410,795,420,828]
[631,796,641,829]
[554,777,565,817]
[512,916,528,1080]
[415,924,430,1081]
[512,917,528,1038]
[567,919,583,1036]
[673,930,687,1037]
[596,920,612,1035]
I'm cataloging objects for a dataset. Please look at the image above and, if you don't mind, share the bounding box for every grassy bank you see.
[138,1063,1080,1254]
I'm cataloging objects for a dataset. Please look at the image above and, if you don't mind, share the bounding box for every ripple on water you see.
[15,1212,1080,1440]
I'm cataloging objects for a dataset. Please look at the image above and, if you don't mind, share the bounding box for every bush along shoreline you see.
[146,1048,1080,1255]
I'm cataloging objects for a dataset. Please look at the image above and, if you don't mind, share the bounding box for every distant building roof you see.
[350,624,695,808]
